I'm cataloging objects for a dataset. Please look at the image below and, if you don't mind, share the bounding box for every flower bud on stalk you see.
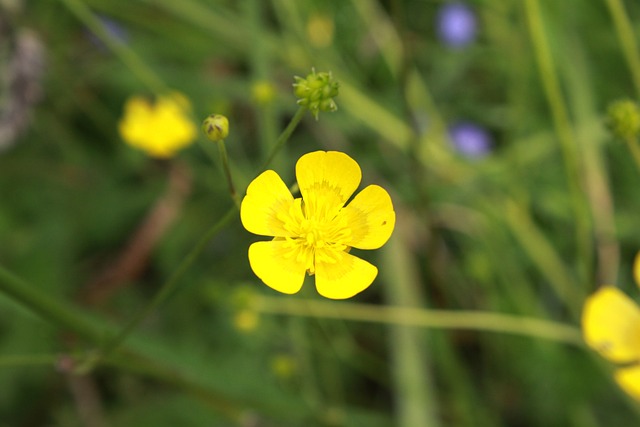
[202,114,229,142]
[606,99,640,140]
[293,70,339,119]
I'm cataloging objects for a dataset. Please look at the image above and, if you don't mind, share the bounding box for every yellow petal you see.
[615,365,640,401]
[634,252,640,289]
[582,286,640,363]
[119,94,196,158]
[241,170,295,237]
[340,185,395,250]
[119,97,151,145]
[123,96,152,117]
[248,241,306,294]
[315,250,378,299]
[296,151,362,213]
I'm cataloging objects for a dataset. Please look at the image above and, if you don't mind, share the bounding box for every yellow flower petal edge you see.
[315,251,378,299]
[582,286,640,363]
[340,185,395,250]
[240,150,395,299]
[615,365,640,401]
[296,151,362,208]
[634,252,640,289]
[248,240,306,294]
[240,170,295,237]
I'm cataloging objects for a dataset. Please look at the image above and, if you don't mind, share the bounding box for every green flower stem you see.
[563,43,620,285]
[259,106,307,172]
[381,234,440,427]
[253,296,584,347]
[85,207,237,369]
[0,265,106,342]
[217,139,240,208]
[524,0,591,284]
[198,138,239,207]
[604,0,640,96]
[59,0,167,94]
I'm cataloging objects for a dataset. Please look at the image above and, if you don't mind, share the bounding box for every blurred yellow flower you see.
[240,151,395,299]
[582,252,640,401]
[306,13,334,48]
[118,93,196,158]
[251,81,276,105]
[233,309,259,333]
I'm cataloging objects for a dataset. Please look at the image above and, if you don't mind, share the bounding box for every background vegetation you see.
[2,0,640,425]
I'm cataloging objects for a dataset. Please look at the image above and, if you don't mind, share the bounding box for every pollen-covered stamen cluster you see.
[278,196,352,275]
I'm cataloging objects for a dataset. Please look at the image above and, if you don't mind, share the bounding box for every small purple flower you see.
[448,122,492,157]
[437,2,478,48]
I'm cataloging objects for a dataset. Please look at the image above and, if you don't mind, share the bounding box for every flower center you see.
[278,196,352,274]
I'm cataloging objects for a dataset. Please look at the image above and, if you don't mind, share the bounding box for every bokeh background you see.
[2,0,640,425]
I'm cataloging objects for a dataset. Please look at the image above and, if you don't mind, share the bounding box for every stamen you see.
[278,188,353,276]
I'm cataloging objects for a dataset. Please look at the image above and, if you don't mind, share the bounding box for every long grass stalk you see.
[603,0,640,96]
[254,297,584,347]
[524,0,592,285]
[381,233,441,427]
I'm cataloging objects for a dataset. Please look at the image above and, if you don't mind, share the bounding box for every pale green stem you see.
[603,0,640,96]
[381,234,440,427]
[259,106,307,172]
[288,318,323,411]
[217,139,240,208]
[197,139,239,207]
[524,0,591,284]
[253,297,584,347]
[562,40,619,285]
[0,265,106,342]
[59,0,166,94]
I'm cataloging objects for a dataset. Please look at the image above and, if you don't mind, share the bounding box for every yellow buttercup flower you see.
[582,252,640,400]
[240,151,395,299]
[118,93,196,158]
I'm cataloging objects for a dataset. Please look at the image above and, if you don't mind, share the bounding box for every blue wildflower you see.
[437,2,477,48]
[448,122,492,157]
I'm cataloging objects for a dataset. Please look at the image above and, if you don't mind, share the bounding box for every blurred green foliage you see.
[2,0,640,425]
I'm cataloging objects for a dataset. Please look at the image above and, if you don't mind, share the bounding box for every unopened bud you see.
[202,114,229,142]
[293,69,339,119]
[606,99,640,140]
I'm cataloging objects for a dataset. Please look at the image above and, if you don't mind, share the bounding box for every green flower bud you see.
[202,114,229,142]
[293,69,340,119]
[606,99,640,140]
